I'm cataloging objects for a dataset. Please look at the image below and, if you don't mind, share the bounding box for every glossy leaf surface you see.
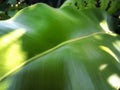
[0,1,120,90]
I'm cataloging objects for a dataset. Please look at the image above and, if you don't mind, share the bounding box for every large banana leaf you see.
[0,0,120,90]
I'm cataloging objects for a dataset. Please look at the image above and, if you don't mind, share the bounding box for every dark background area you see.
[0,0,65,20]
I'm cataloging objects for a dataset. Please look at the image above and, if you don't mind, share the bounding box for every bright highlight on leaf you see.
[0,29,26,49]
[99,64,108,71]
[99,45,119,63]
[113,40,120,53]
[5,41,26,69]
[0,29,26,81]
[108,74,120,89]
[100,20,111,33]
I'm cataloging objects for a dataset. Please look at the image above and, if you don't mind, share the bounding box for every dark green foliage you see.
[0,0,65,20]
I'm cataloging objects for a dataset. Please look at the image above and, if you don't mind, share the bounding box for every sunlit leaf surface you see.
[0,1,120,90]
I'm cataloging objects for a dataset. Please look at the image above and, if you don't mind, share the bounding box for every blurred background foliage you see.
[0,0,65,20]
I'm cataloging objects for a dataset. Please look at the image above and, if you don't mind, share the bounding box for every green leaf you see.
[0,1,120,90]
[7,33,120,90]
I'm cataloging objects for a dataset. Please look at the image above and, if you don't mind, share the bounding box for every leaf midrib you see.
[0,31,106,82]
